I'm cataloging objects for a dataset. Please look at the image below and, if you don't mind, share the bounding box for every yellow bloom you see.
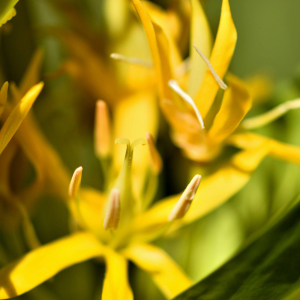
[0,90,286,299]
[0,100,201,299]
[131,0,300,214]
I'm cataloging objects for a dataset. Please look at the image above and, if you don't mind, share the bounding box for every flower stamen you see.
[193,44,227,90]
[69,167,83,198]
[168,175,201,221]
[94,101,112,158]
[110,53,153,68]
[103,188,121,230]
[168,80,205,129]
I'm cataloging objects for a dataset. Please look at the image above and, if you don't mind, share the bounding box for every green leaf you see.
[173,197,300,300]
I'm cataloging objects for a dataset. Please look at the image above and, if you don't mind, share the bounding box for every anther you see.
[193,44,227,90]
[168,175,202,222]
[146,132,162,174]
[69,167,83,198]
[110,53,153,68]
[103,188,121,230]
[94,101,112,158]
[168,80,205,129]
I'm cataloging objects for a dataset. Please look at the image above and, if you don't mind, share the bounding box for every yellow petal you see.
[133,146,269,238]
[12,112,71,200]
[245,73,274,106]
[208,74,252,143]
[195,0,237,118]
[229,132,300,165]
[0,232,103,299]
[102,248,133,300]
[188,0,212,97]
[0,82,8,119]
[123,243,192,299]
[68,187,111,242]
[103,0,129,37]
[142,1,182,71]
[111,21,155,93]
[0,139,17,196]
[0,0,18,27]
[19,48,44,97]
[132,0,173,100]
[0,83,43,156]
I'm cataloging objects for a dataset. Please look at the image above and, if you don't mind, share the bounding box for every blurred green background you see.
[2,0,300,299]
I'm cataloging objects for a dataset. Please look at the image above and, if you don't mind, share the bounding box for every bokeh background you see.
[1,0,300,299]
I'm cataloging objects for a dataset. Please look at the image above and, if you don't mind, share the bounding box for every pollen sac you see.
[103,188,121,230]
[94,101,112,158]
[168,175,202,222]
[69,167,83,198]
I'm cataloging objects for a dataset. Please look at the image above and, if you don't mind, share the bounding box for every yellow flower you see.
[0,99,201,299]
[131,0,300,209]
[0,88,292,299]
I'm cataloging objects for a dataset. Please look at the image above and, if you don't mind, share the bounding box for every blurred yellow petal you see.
[245,73,274,105]
[133,146,269,237]
[0,82,8,118]
[208,74,252,143]
[111,22,155,92]
[102,248,133,300]
[123,243,192,299]
[0,83,43,156]
[69,187,110,241]
[195,0,237,117]
[143,1,182,71]
[19,48,44,97]
[103,0,129,37]
[0,232,103,299]
[229,132,300,165]
[0,0,18,27]
[132,0,173,99]
[14,114,70,200]
[0,139,17,196]
[188,0,212,97]
[54,30,118,103]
